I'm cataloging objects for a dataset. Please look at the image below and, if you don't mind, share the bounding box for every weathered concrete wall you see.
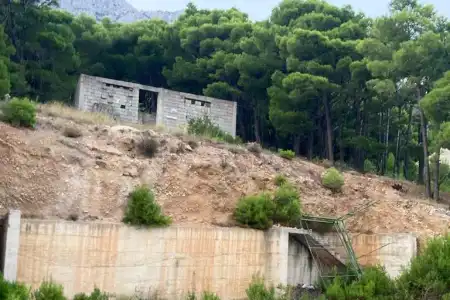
[156,90,237,137]
[17,220,293,299]
[287,235,318,286]
[74,74,140,123]
[13,217,417,299]
[352,233,417,278]
[0,210,21,281]
[74,74,237,137]
[318,232,417,278]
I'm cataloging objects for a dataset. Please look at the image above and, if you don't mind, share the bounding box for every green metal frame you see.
[298,204,373,288]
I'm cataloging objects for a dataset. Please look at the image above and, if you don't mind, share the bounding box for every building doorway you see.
[138,89,158,125]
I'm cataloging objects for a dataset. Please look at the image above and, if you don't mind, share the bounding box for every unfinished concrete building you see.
[74,74,238,136]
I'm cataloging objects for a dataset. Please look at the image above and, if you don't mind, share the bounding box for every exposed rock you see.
[59,0,183,23]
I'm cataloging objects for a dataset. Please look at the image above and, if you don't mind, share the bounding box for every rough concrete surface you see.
[15,219,417,299]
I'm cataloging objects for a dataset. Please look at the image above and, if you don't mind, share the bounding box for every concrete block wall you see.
[75,74,140,123]
[75,74,238,137]
[156,90,237,137]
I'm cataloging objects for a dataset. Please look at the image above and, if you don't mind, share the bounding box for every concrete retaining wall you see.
[0,214,417,299]
[16,220,316,299]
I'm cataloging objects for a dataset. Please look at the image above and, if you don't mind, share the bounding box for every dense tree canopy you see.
[1,0,450,199]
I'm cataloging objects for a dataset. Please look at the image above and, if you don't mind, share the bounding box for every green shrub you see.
[397,234,450,299]
[234,193,275,230]
[123,186,172,227]
[1,97,36,127]
[187,116,240,144]
[138,136,159,158]
[34,281,66,300]
[185,292,221,300]
[363,159,376,174]
[246,277,276,300]
[272,184,302,227]
[74,288,108,300]
[0,274,29,300]
[200,292,221,300]
[278,149,295,160]
[326,266,397,299]
[274,174,288,187]
[386,152,395,175]
[321,167,345,192]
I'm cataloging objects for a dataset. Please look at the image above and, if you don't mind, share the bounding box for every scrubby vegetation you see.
[234,193,275,230]
[234,183,302,229]
[272,184,302,226]
[274,174,288,187]
[187,116,240,144]
[138,136,159,158]
[73,288,109,300]
[34,281,66,300]
[321,168,345,192]
[246,142,263,155]
[123,186,172,227]
[278,149,295,160]
[0,97,36,128]
[186,291,221,300]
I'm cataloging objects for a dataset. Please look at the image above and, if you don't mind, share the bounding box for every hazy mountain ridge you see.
[59,0,183,23]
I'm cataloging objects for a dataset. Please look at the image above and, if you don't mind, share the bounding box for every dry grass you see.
[38,102,116,125]
[62,126,83,138]
[138,136,159,158]
[246,142,262,156]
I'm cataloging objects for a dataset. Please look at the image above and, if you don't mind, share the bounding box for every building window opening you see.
[138,90,158,124]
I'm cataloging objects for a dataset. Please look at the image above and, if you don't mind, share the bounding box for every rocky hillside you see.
[58,0,183,23]
[0,104,449,238]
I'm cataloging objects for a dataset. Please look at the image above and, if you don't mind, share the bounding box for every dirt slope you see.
[0,105,449,237]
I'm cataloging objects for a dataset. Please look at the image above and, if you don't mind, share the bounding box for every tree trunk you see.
[418,122,424,184]
[323,94,334,164]
[307,131,314,160]
[253,109,261,143]
[403,105,413,179]
[419,106,432,198]
[378,112,383,174]
[339,125,344,165]
[384,109,391,175]
[294,135,301,155]
[434,146,440,201]
[395,130,400,178]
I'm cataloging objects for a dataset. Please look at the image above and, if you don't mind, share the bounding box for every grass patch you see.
[278,149,295,160]
[246,142,262,155]
[38,102,115,125]
[274,174,288,187]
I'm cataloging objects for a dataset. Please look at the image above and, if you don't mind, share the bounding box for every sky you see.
[127,0,449,21]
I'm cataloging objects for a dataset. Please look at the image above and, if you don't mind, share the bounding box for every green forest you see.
[1,0,450,199]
